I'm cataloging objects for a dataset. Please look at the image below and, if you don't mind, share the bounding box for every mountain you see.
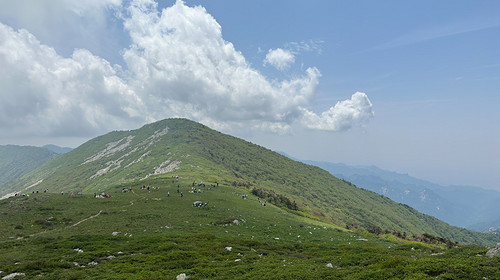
[42,144,73,154]
[3,118,499,245]
[301,161,500,231]
[1,171,498,279]
[0,145,56,196]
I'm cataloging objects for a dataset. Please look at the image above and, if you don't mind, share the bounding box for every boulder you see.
[486,243,500,257]
[2,273,25,279]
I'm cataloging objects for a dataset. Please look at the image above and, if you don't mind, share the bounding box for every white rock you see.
[112,232,120,236]
[88,261,98,266]
[225,247,232,251]
[326,263,333,268]
[235,259,241,262]
[74,248,83,253]
[274,238,280,240]
[486,243,500,257]
[2,273,26,279]
[176,273,187,280]
[233,219,240,225]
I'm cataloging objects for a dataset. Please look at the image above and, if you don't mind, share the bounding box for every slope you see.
[0,145,56,194]
[302,161,500,230]
[1,180,498,279]
[3,118,499,245]
[42,144,73,154]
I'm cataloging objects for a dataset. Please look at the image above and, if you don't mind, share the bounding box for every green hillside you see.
[0,145,56,193]
[0,179,498,279]
[3,119,499,245]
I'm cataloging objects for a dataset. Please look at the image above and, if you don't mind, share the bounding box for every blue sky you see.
[0,0,499,190]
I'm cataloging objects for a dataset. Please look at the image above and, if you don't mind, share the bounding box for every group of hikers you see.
[94,192,111,198]
[115,177,270,209]
[14,189,50,197]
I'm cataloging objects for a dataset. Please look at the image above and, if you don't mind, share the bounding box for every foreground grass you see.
[0,178,498,279]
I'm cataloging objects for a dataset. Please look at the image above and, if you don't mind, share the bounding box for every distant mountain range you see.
[42,144,73,154]
[2,118,499,245]
[0,145,73,198]
[0,145,56,193]
[298,160,500,232]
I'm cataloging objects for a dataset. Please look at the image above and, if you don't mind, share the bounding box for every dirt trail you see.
[69,210,103,227]
[14,210,103,240]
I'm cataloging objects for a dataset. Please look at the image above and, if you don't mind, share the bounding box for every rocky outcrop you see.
[486,243,500,257]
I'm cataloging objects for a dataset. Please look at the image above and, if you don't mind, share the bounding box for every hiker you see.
[180,192,183,197]
[167,191,170,197]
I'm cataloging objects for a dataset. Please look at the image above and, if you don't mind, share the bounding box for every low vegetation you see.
[0,178,499,279]
[1,119,499,278]
[0,145,56,189]
[3,119,498,246]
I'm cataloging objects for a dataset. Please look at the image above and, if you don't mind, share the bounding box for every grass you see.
[1,177,499,279]
[4,118,500,246]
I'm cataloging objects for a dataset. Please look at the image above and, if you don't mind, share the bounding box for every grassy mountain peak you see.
[3,118,499,245]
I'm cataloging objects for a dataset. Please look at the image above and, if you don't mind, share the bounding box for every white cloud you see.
[0,0,125,62]
[0,23,144,137]
[0,0,374,140]
[121,0,321,129]
[263,48,295,71]
[301,92,374,131]
[285,40,324,55]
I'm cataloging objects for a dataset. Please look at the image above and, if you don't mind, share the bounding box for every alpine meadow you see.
[1,0,499,279]
[1,119,499,279]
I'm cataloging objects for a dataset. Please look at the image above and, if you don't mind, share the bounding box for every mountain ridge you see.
[42,144,73,154]
[3,118,500,245]
[298,160,500,231]
[0,145,56,194]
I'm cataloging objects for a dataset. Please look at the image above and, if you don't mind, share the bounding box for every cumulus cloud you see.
[121,0,320,128]
[263,48,295,71]
[0,0,374,140]
[0,0,125,62]
[0,22,144,137]
[301,92,374,131]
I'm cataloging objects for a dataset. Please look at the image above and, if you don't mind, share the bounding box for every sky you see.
[0,0,499,190]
